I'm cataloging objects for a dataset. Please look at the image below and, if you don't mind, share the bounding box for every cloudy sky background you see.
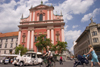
[0,0,100,53]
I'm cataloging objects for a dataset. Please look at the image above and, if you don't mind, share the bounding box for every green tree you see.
[51,41,67,54]
[35,34,53,52]
[15,45,28,56]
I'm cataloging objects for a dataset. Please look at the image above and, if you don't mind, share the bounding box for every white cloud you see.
[64,30,81,52]
[72,25,79,28]
[81,8,100,22]
[0,0,95,33]
[53,0,94,22]
[0,0,48,33]
[65,30,81,41]
[64,25,69,30]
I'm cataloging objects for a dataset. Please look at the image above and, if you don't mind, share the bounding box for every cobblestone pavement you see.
[0,60,99,67]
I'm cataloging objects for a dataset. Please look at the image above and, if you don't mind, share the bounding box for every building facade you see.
[18,2,65,52]
[74,18,100,60]
[57,49,73,61]
[0,32,18,54]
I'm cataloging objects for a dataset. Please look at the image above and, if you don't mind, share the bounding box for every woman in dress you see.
[85,45,100,67]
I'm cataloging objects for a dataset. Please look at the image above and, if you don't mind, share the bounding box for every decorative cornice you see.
[19,29,22,31]
[20,19,64,23]
[28,29,31,31]
[47,27,50,30]
[61,25,64,29]
[18,22,65,28]
[28,27,34,31]
[51,27,54,29]
[47,26,54,30]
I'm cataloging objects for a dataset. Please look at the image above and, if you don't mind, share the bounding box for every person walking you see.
[60,56,63,65]
[85,45,100,67]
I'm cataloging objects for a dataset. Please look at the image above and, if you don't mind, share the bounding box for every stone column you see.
[47,10,49,20]
[27,29,30,49]
[51,28,54,44]
[47,28,50,38]
[18,29,21,45]
[61,27,65,42]
[31,29,34,49]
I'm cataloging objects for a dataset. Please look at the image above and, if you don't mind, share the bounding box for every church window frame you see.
[35,36,37,42]
[39,14,43,21]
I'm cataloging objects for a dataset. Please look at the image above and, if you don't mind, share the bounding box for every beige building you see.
[0,32,18,54]
[57,49,73,61]
[74,18,100,60]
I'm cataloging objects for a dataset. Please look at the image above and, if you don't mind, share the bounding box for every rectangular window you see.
[0,44,2,48]
[11,38,13,42]
[6,39,8,42]
[10,43,13,48]
[93,38,98,43]
[4,50,6,54]
[5,44,7,48]
[44,36,46,41]
[39,14,43,21]
[92,31,97,36]
[35,36,37,42]
[16,43,17,47]
[0,39,2,42]
[23,44,24,47]
[98,28,100,32]
[16,38,18,41]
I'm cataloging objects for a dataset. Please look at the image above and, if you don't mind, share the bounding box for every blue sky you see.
[0,0,100,53]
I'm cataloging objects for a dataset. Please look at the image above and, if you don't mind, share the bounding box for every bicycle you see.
[39,56,55,67]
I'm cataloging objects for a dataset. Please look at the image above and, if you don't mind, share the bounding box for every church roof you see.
[0,31,18,38]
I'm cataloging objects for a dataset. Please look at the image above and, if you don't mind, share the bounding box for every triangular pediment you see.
[36,5,49,9]
[29,4,54,11]
[89,22,96,26]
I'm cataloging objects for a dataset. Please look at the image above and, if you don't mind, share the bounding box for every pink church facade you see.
[18,3,65,52]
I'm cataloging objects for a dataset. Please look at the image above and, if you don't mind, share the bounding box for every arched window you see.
[39,14,43,21]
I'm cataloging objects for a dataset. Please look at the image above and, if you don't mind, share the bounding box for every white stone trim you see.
[18,31,21,45]
[62,29,65,42]
[51,29,54,44]
[33,11,35,21]
[27,30,30,49]
[31,30,34,49]
[47,29,50,38]
[48,10,49,20]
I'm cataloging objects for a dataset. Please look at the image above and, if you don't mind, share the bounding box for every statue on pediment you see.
[90,17,93,23]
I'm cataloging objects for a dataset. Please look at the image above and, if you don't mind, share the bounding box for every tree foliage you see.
[50,41,67,54]
[35,35,53,52]
[15,45,28,56]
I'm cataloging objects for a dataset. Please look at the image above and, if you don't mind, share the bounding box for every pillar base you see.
[28,49,34,52]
